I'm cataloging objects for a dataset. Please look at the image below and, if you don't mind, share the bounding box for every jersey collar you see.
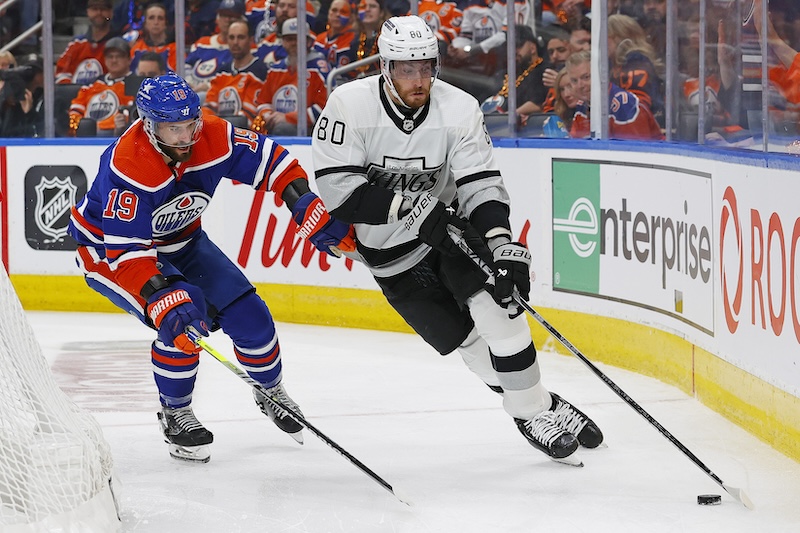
[379,76,430,135]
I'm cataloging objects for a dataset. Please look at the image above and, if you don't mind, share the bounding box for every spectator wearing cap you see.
[253,17,328,135]
[203,19,268,123]
[130,3,178,73]
[255,0,317,68]
[184,0,245,93]
[481,25,549,118]
[55,0,118,85]
[313,0,356,71]
[68,37,136,137]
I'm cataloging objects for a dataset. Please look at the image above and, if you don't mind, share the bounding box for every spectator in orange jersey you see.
[55,0,118,85]
[68,37,136,137]
[254,18,328,135]
[185,0,245,93]
[566,50,663,140]
[204,20,269,123]
[130,3,178,73]
[753,0,800,105]
[418,0,463,49]
[313,0,356,71]
[255,0,318,68]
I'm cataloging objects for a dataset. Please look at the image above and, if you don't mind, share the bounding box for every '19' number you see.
[315,117,345,145]
[102,189,139,221]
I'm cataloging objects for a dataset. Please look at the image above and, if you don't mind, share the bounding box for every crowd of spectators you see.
[0,0,799,147]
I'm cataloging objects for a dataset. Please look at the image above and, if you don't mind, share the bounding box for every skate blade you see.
[288,430,304,445]
[550,453,583,467]
[168,443,211,463]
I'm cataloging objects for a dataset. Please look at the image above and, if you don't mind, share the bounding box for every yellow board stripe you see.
[11,274,800,463]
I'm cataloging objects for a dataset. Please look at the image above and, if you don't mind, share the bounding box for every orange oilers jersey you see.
[570,83,663,141]
[314,27,356,70]
[69,74,135,132]
[55,35,112,85]
[204,60,269,121]
[256,62,328,127]
[418,0,463,44]
[130,39,178,72]
[67,114,308,296]
[769,53,800,105]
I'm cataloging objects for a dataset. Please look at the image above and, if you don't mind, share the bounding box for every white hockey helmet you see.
[378,16,440,105]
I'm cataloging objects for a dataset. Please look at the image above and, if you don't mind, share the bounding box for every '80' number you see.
[315,117,345,145]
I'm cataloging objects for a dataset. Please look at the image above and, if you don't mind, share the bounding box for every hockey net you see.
[0,266,119,532]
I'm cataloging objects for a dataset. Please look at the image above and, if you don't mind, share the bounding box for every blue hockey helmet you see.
[136,73,203,149]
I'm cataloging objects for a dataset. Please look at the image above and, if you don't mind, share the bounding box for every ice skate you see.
[254,383,304,444]
[516,410,581,466]
[549,393,604,448]
[157,406,213,463]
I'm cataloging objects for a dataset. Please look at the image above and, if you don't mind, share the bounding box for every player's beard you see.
[394,80,431,110]
[160,143,193,163]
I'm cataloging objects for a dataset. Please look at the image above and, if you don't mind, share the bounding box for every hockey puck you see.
[697,494,722,505]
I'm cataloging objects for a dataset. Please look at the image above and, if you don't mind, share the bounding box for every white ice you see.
[30,311,800,533]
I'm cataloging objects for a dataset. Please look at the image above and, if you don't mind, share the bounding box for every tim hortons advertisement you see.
[551,159,715,334]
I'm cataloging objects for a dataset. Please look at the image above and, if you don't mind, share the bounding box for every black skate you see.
[549,393,604,448]
[157,406,213,463]
[254,383,304,444]
[516,411,580,465]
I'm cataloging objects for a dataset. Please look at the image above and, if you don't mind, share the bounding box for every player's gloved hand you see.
[292,192,356,256]
[402,192,467,256]
[146,287,208,354]
[487,240,531,310]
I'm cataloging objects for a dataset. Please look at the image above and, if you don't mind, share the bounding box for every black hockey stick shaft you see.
[447,228,754,509]
[185,328,409,505]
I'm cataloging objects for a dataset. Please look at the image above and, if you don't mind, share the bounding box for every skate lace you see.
[551,397,588,435]
[172,407,205,433]
[524,411,564,446]
[265,386,297,419]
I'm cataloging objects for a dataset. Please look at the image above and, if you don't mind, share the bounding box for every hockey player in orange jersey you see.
[68,73,354,462]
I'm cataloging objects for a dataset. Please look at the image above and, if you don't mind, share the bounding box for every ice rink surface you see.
[30,311,800,533]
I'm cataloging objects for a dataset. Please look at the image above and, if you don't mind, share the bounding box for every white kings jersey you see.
[312,75,510,278]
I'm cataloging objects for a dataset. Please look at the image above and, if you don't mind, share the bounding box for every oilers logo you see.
[151,192,211,237]
[274,85,298,114]
[474,16,499,43]
[217,86,243,116]
[73,58,103,85]
[421,12,441,32]
[194,58,219,80]
[87,90,121,121]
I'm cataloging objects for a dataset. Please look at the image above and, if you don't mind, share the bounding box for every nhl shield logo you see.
[34,176,78,241]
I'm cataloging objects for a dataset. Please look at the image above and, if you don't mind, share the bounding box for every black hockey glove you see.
[487,241,531,309]
[402,192,467,256]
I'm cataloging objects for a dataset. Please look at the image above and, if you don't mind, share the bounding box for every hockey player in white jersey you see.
[312,15,603,463]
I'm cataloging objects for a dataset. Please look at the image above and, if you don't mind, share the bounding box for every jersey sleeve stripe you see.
[104,235,152,246]
[455,170,502,187]
[314,165,368,179]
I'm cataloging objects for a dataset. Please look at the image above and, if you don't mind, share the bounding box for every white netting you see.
[0,266,119,531]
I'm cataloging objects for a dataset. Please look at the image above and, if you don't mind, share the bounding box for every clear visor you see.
[390,59,438,80]
[153,116,203,148]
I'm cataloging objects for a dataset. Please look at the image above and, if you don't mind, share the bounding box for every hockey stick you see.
[185,327,410,505]
[446,228,755,510]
